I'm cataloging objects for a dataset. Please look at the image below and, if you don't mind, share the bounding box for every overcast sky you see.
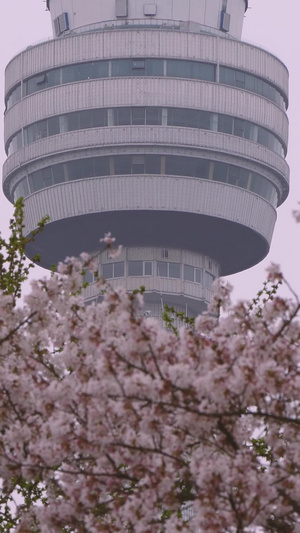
[0,0,299,303]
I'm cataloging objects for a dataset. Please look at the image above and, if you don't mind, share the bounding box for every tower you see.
[3,0,289,317]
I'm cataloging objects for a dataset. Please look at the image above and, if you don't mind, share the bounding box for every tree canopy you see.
[0,207,300,532]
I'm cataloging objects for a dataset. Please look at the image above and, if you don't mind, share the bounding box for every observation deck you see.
[2,0,289,313]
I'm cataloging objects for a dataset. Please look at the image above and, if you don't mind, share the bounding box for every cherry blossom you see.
[0,211,300,531]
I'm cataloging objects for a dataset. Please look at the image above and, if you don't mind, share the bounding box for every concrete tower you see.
[3,0,289,317]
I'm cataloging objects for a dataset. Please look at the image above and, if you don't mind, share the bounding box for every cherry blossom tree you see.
[1,208,300,532]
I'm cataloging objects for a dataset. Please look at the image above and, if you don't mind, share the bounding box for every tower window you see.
[102,262,124,279]
[184,265,202,284]
[220,11,230,32]
[205,272,216,289]
[128,261,153,276]
[132,60,145,70]
[54,13,69,36]
[116,0,128,17]
[144,4,157,16]
[157,262,180,279]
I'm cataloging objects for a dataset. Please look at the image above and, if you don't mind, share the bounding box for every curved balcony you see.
[4,79,289,146]
[23,175,276,275]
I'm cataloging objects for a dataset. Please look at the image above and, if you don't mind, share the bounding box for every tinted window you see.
[146,107,161,125]
[157,261,168,277]
[103,263,113,279]
[184,265,194,282]
[111,59,131,77]
[169,263,180,278]
[132,108,146,125]
[114,262,124,277]
[128,261,143,276]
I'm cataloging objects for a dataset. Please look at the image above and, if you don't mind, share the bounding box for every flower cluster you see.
[0,254,300,532]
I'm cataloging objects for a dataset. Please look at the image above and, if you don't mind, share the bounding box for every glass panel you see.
[145,155,161,174]
[80,110,94,130]
[132,108,146,125]
[257,128,269,148]
[218,114,233,134]
[205,271,215,289]
[91,109,106,127]
[184,264,194,282]
[8,131,23,155]
[219,67,235,85]
[114,108,131,125]
[245,73,256,92]
[167,59,191,78]
[68,158,94,180]
[36,120,48,140]
[198,111,211,130]
[66,112,80,131]
[62,65,77,84]
[14,84,22,104]
[131,155,145,174]
[250,173,265,196]
[170,108,187,127]
[166,156,186,176]
[83,270,93,284]
[199,63,215,81]
[256,78,263,96]
[244,122,254,141]
[145,59,164,76]
[103,263,113,279]
[196,160,210,178]
[132,59,145,69]
[235,70,245,88]
[7,84,22,108]
[114,262,124,277]
[128,261,143,276]
[52,163,65,184]
[236,168,249,189]
[195,269,202,283]
[72,63,92,82]
[262,80,271,98]
[146,107,161,125]
[184,109,199,129]
[157,261,168,277]
[90,61,109,79]
[228,165,240,186]
[167,108,174,126]
[25,74,46,95]
[29,168,53,192]
[268,85,277,104]
[114,155,131,175]
[94,156,110,176]
[48,116,60,136]
[144,262,152,275]
[169,262,180,279]
[213,162,228,182]
[14,178,30,201]
[111,59,132,77]
[233,118,245,137]
[183,158,198,177]
[46,69,61,88]
[191,61,201,79]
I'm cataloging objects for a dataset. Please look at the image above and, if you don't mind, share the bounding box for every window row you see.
[13,154,278,206]
[5,57,286,111]
[85,260,215,287]
[219,67,286,108]
[7,106,285,158]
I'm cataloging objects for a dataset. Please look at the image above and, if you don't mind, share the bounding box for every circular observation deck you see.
[3,26,289,276]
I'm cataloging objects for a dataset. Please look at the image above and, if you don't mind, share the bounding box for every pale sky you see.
[0,0,299,303]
